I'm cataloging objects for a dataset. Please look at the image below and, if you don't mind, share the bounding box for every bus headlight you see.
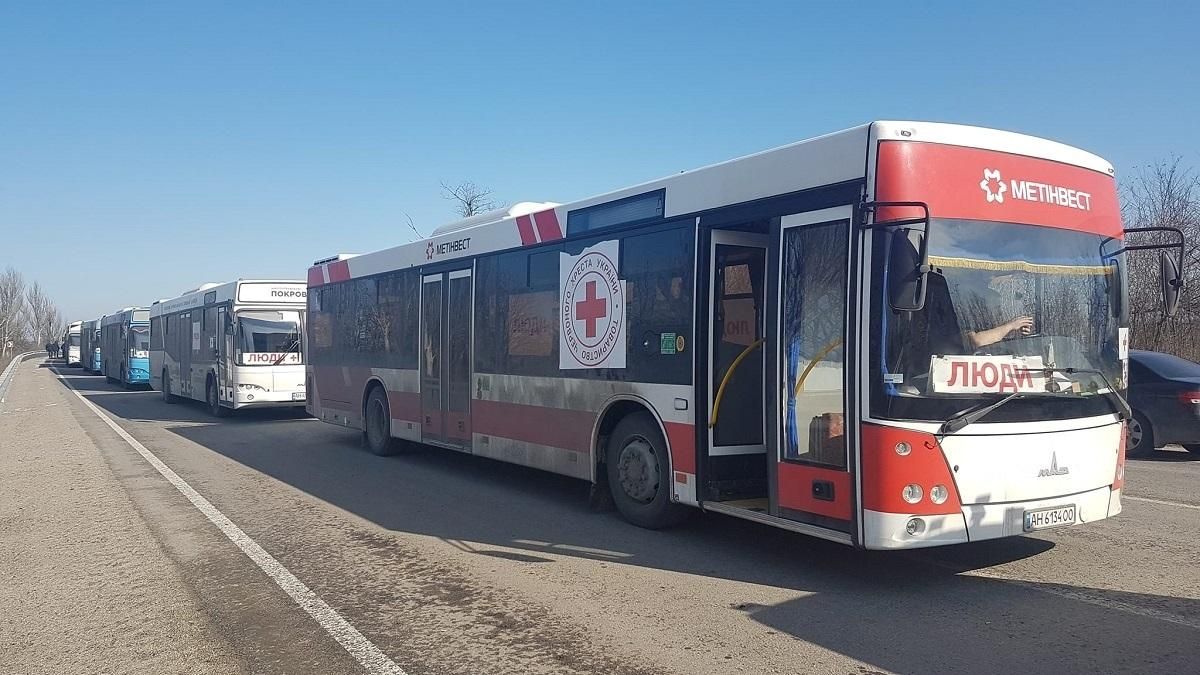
[906,518,925,535]
[930,485,949,504]
[238,383,267,391]
[894,441,911,456]
[901,484,923,504]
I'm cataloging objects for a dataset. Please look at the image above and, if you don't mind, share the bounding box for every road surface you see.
[2,357,1198,674]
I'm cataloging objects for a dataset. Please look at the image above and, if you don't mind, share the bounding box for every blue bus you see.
[80,318,104,373]
[101,308,151,387]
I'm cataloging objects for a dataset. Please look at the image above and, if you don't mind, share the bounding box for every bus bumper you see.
[863,485,1119,549]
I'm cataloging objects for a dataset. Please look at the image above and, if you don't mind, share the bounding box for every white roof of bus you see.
[310,121,1114,284]
[150,279,306,317]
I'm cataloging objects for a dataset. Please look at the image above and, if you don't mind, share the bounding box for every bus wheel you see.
[364,387,397,456]
[606,412,689,529]
[162,370,176,404]
[207,378,230,418]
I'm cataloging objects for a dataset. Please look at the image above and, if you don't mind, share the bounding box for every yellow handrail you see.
[793,337,843,398]
[709,339,764,428]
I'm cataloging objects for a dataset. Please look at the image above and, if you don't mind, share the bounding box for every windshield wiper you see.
[272,338,301,366]
[1015,366,1131,421]
[937,392,1033,439]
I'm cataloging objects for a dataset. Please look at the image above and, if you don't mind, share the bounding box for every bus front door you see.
[420,269,473,451]
[772,206,855,536]
[706,230,769,506]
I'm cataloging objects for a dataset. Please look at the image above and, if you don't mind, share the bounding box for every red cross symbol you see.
[575,280,607,338]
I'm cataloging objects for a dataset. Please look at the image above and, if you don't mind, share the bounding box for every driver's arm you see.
[966,315,1034,349]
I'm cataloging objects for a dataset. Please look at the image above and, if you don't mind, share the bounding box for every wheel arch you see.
[590,394,673,484]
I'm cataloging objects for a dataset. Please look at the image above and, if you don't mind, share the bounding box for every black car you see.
[1126,349,1200,457]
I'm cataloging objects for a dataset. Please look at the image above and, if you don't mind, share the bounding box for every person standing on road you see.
[45,342,54,358]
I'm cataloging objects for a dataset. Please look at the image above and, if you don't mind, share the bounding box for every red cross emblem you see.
[574,280,607,338]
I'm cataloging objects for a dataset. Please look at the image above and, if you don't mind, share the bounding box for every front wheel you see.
[207,378,231,418]
[363,387,397,456]
[1127,411,1155,458]
[606,412,690,529]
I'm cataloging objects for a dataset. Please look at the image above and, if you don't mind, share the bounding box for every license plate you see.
[1023,505,1076,532]
[291,392,305,401]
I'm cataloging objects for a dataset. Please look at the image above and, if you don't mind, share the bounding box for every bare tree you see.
[25,281,60,348]
[1122,157,1200,358]
[0,267,27,357]
[440,181,499,218]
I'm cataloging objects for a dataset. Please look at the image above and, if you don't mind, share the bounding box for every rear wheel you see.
[1127,411,1155,458]
[606,412,689,529]
[364,387,397,456]
[162,370,176,404]
[207,377,230,418]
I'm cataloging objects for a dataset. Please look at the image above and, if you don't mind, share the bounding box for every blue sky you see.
[1,1,1197,321]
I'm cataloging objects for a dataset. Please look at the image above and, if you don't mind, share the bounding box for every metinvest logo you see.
[980,169,1006,204]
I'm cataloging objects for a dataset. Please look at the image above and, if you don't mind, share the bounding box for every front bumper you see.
[863,485,1120,549]
[233,389,306,408]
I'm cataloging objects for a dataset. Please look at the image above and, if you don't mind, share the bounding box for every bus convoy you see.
[60,121,1185,549]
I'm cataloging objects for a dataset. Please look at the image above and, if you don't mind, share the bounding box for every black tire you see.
[1127,411,1155,458]
[363,386,397,456]
[606,412,690,529]
[207,378,231,418]
[162,370,177,404]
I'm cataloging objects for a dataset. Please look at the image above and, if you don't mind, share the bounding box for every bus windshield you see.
[238,310,303,363]
[131,325,150,353]
[872,219,1126,423]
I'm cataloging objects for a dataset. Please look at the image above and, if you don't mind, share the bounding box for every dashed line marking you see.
[56,366,407,675]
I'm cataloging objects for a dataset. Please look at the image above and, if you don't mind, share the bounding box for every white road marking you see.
[965,569,1200,631]
[1124,495,1200,511]
[56,367,407,675]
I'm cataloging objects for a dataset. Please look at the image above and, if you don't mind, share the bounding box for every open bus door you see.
[701,206,857,545]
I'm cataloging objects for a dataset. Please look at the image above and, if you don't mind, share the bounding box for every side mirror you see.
[861,201,932,312]
[888,227,930,311]
[1161,250,1183,317]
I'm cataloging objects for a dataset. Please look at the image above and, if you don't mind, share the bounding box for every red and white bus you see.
[306,121,1182,549]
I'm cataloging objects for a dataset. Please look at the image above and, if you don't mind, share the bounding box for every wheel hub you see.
[617,438,659,503]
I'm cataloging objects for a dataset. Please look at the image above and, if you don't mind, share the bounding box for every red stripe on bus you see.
[777,463,852,520]
[473,399,594,453]
[515,215,537,245]
[386,390,420,421]
[307,266,325,288]
[664,422,695,474]
[327,260,351,283]
[532,209,563,241]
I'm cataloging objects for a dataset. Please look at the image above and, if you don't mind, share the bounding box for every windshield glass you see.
[871,219,1127,423]
[131,325,150,353]
[69,334,80,347]
[238,310,303,365]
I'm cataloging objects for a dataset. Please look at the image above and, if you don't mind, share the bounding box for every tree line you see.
[1122,157,1200,359]
[0,267,64,361]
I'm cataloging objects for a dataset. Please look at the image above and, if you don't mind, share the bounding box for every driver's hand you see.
[1008,316,1034,335]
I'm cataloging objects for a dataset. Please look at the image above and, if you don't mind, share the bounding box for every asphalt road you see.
[6,358,1200,674]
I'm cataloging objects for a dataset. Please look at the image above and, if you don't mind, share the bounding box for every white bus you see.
[64,321,83,366]
[150,279,307,416]
[306,121,1182,549]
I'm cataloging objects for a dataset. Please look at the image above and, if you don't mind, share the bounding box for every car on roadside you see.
[1126,349,1200,457]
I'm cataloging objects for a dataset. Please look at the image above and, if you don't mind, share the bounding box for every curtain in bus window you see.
[783,221,848,467]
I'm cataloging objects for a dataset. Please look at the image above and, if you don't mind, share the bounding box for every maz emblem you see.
[1038,452,1070,477]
